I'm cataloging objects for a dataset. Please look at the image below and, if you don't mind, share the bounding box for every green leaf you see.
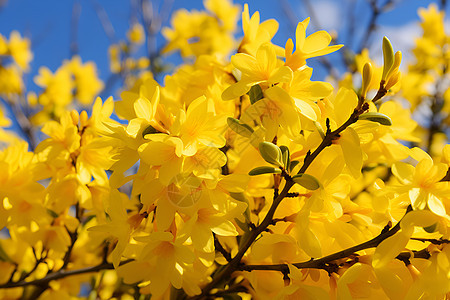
[280,145,290,172]
[358,112,392,126]
[423,223,437,233]
[0,242,12,262]
[248,84,263,104]
[227,117,254,138]
[142,125,159,138]
[292,173,320,190]
[249,166,282,176]
[258,141,283,167]
[47,208,59,218]
[290,160,300,172]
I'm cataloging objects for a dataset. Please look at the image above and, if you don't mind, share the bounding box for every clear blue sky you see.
[0,0,446,94]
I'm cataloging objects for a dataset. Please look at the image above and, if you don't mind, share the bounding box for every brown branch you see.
[410,237,450,245]
[0,259,133,289]
[240,206,412,273]
[441,168,450,182]
[214,234,232,262]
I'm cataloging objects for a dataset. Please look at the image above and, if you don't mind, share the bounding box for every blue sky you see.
[0,0,447,95]
[0,0,447,146]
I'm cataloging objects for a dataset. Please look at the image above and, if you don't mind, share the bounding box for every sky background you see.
[0,0,448,98]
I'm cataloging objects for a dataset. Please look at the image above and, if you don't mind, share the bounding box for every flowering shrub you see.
[0,1,449,299]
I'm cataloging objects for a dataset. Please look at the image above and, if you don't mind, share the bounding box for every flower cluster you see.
[0,2,449,300]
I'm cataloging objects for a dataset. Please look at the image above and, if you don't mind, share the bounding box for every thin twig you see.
[70,0,81,57]
[90,0,117,44]
[0,259,134,289]
[241,206,413,273]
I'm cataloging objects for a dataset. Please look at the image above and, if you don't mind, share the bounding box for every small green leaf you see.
[292,173,320,190]
[249,166,282,176]
[227,117,254,138]
[142,125,159,138]
[290,160,300,172]
[358,112,392,126]
[280,145,290,172]
[423,223,437,233]
[258,141,283,167]
[0,242,12,262]
[248,84,263,104]
[47,208,59,218]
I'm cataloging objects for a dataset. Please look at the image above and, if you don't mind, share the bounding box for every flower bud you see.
[382,36,394,81]
[70,110,79,126]
[361,62,373,98]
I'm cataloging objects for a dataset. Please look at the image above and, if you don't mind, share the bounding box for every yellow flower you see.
[222,43,293,100]
[0,65,23,95]
[7,31,33,71]
[240,86,301,140]
[117,231,195,298]
[238,4,281,56]
[0,142,47,228]
[127,23,145,45]
[392,148,450,216]
[66,56,104,105]
[285,18,343,70]
[162,5,236,57]
[286,66,333,121]
[177,95,227,155]
[88,190,132,268]
[204,0,240,32]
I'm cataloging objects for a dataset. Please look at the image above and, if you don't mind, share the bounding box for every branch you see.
[214,234,232,262]
[0,259,133,289]
[69,0,81,57]
[410,237,450,245]
[2,95,37,149]
[192,90,373,299]
[240,206,413,273]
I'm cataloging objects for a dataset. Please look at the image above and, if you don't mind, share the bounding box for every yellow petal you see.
[231,53,258,75]
[269,65,293,84]
[222,80,252,101]
[339,127,363,178]
[303,30,331,53]
[372,230,412,269]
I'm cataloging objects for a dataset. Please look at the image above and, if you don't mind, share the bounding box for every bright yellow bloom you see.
[117,231,195,298]
[204,0,240,32]
[222,43,293,100]
[66,56,104,105]
[162,2,236,57]
[88,190,132,268]
[7,31,33,71]
[238,4,281,56]
[392,148,450,216]
[177,95,227,155]
[0,65,23,95]
[285,18,343,70]
[285,66,333,121]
